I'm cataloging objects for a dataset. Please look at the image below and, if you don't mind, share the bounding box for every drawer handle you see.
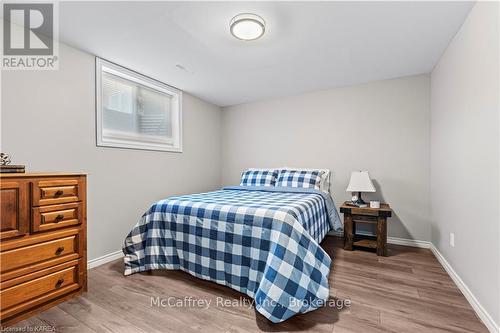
[54,214,65,222]
[55,279,64,289]
[54,190,64,197]
[55,246,65,255]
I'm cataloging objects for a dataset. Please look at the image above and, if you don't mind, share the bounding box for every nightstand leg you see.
[344,214,353,251]
[376,217,387,256]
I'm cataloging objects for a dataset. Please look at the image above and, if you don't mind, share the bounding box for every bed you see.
[123,182,341,323]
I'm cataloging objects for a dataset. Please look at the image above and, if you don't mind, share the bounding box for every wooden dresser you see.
[0,173,87,326]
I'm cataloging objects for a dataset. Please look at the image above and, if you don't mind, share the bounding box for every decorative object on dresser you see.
[0,173,87,327]
[0,153,24,174]
[0,153,11,166]
[346,171,376,207]
[0,165,26,174]
[340,201,392,256]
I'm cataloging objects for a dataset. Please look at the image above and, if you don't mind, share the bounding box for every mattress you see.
[123,186,341,322]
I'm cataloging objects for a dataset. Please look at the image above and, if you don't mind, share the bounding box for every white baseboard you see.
[87,250,123,269]
[330,230,432,249]
[387,236,431,249]
[430,244,499,333]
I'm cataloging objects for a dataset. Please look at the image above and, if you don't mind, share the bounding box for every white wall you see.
[431,2,499,329]
[222,75,431,241]
[1,43,222,261]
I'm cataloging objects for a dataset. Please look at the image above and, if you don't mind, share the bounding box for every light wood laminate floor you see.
[12,237,488,332]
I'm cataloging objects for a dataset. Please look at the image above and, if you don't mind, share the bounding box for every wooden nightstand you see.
[340,202,392,256]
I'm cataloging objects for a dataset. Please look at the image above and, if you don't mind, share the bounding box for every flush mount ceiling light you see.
[230,13,265,41]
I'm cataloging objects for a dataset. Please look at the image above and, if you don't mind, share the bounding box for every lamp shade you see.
[346,171,376,193]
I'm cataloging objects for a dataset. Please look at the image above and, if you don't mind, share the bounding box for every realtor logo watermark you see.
[2,2,59,70]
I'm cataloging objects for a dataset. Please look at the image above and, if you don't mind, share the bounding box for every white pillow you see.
[281,167,331,194]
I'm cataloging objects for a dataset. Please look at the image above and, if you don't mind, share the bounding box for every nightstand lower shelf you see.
[353,237,378,249]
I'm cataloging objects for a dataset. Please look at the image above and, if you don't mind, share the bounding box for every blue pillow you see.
[240,169,278,187]
[276,169,323,190]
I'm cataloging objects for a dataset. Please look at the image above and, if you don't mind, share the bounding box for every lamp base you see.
[353,192,367,205]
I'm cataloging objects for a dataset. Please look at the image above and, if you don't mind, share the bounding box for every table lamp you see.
[346,171,376,205]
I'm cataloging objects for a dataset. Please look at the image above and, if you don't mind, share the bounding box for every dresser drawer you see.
[0,236,77,274]
[0,264,79,313]
[32,203,82,233]
[32,179,82,206]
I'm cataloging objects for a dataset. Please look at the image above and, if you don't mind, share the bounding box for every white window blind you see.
[96,58,182,152]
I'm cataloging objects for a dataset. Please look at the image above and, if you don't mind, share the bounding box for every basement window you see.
[96,58,182,152]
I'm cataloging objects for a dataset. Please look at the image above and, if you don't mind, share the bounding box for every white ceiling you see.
[59,1,474,107]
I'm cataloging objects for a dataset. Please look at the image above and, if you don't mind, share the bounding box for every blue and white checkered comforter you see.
[123,186,341,323]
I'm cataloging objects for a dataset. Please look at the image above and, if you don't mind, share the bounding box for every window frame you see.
[96,57,183,153]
